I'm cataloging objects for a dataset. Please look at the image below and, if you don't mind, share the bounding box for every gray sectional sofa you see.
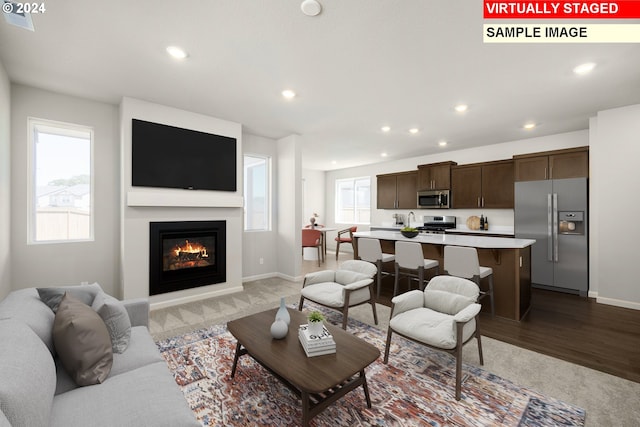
[0,284,200,427]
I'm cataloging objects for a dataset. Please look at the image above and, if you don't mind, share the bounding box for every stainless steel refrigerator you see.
[515,177,588,296]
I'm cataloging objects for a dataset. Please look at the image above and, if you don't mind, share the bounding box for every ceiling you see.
[1,1,639,171]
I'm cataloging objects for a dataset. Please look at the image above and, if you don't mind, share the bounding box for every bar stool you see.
[443,245,495,317]
[393,241,440,296]
[357,238,395,298]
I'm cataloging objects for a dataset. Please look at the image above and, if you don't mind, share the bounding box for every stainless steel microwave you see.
[417,190,450,209]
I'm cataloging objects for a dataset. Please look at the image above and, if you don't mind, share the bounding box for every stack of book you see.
[298,324,336,357]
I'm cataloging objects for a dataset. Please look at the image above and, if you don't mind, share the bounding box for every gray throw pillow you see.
[37,282,103,313]
[53,293,113,386]
[92,292,132,353]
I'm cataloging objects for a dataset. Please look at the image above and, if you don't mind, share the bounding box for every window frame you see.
[243,153,272,232]
[334,176,371,225]
[27,117,95,244]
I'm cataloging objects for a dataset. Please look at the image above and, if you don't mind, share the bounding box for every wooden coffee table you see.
[228,308,380,426]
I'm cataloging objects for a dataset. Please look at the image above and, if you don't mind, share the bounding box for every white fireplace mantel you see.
[127,191,244,208]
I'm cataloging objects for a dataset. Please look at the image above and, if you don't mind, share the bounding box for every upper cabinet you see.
[451,160,514,208]
[417,161,457,190]
[377,171,417,209]
[514,147,589,181]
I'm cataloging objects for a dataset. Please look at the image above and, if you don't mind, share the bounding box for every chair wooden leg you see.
[298,296,305,311]
[342,291,351,329]
[455,322,464,401]
[418,267,425,291]
[476,315,484,365]
[383,328,394,363]
[393,263,400,297]
[335,241,340,260]
[369,284,378,325]
[317,247,321,267]
[376,260,383,299]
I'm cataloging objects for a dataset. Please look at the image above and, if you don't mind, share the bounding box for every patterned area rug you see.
[156,306,586,426]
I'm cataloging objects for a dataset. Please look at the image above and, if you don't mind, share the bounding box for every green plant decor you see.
[308,310,325,323]
[401,226,418,232]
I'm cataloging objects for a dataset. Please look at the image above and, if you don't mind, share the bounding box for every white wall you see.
[10,85,120,295]
[0,61,10,299]
[302,169,326,225]
[276,135,302,280]
[120,98,243,305]
[242,133,279,280]
[323,130,588,252]
[590,104,640,309]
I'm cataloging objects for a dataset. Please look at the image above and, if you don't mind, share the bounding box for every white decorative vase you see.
[276,297,290,325]
[270,318,288,339]
[307,320,323,337]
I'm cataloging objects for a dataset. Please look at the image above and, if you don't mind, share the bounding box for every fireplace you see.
[149,221,226,296]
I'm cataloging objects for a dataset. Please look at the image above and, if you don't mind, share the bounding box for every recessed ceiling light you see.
[381,126,391,132]
[438,140,448,147]
[301,0,322,16]
[381,152,388,157]
[454,104,468,113]
[282,89,296,99]
[523,122,537,130]
[166,46,188,60]
[409,128,419,134]
[573,62,596,75]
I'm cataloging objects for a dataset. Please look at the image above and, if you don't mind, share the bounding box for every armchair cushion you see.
[390,308,477,350]
[390,290,424,316]
[303,270,337,286]
[423,289,475,316]
[301,282,372,307]
[335,270,369,285]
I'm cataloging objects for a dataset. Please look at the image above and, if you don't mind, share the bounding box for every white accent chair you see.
[393,241,440,296]
[383,275,484,400]
[298,260,378,329]
[443,245,495,317]
[357,238,395,298]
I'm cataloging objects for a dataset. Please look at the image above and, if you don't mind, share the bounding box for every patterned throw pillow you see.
[92,291,132,353]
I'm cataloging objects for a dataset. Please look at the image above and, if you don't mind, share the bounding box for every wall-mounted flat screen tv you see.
[131,119,237,192]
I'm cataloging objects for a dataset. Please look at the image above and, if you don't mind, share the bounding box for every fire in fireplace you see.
[149,221,226,296]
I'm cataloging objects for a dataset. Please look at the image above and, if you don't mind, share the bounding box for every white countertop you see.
[353,230,535,249]
[370,224,514,236]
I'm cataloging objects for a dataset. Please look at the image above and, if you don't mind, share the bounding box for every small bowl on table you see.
[400,229,419,238]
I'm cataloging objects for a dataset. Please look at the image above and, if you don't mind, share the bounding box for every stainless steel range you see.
[416,215,456,234]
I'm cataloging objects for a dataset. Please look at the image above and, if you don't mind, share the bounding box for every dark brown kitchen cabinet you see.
[451,160,514,208]
[377,171,417,209]
[514,147,588,181]
[417,161,457,190]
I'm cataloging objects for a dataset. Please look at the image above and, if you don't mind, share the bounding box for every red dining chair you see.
[334,226,357,260]
[302,229,323,266]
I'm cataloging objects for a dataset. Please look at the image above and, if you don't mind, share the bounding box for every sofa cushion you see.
[92,291,132,353]
[50,362,200,427]
[53,293,113,386]
[0,288,56,354]
[0,319,56,427]
[37,282,103,313]
[54,326,164,395]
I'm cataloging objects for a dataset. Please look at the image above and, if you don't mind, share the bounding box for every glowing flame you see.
[173,240,208,258]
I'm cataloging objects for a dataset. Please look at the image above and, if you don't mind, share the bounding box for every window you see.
[335,177,370,224]
[244,155,271,231]
[28,118,93,243]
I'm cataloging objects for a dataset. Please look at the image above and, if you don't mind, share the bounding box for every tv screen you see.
[131,119,237,192]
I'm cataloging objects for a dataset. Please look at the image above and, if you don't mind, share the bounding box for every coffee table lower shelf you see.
[231,343,372,426]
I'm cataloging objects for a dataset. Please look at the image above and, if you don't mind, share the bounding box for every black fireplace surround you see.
[149,221,226,296]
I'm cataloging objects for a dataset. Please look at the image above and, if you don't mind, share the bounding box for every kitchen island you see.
[353,230,535,321]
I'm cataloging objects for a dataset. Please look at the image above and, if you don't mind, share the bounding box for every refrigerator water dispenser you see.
[558,211,584,235]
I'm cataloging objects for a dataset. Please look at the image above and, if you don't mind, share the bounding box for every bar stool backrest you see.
[444,246,480,279]
[395,241,425,269]
[358,238,382,262]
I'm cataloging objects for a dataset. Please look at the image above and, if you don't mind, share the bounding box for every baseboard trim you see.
[150,285,244,310]
[242,272,278,282]
[276,272,303,282]
[595,295,640,311]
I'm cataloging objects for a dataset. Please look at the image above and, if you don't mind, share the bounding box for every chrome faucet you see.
[408,211,415,228]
